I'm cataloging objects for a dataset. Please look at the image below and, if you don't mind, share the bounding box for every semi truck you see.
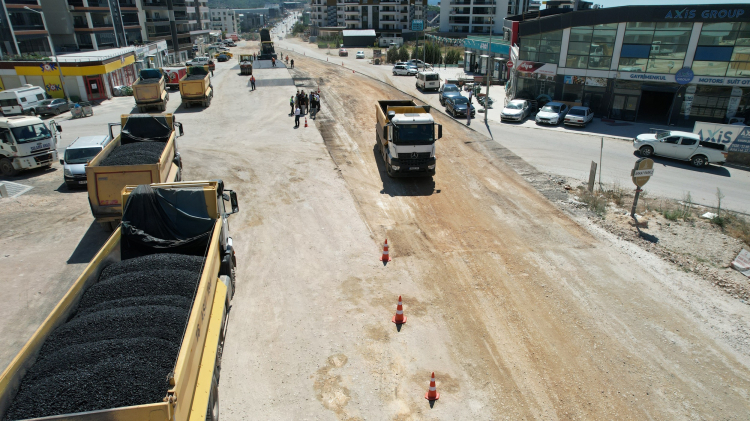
[375,100,442,177]
[0,115,61,176]
[132,68,169,112]
[162,66,187,90]
[86,114,184,229]
[0,180,239,421]
[179,66,213,108]
[259,29,277,60]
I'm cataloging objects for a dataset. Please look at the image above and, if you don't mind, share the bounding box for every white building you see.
[310,0,424,36]
[439,0,530,35]
[210,9,240,34]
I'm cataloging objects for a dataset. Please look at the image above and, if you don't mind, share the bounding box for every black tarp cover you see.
[121,115,172,145]
[121,185,216,259]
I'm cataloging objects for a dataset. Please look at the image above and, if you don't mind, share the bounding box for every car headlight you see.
[64,168,72,177]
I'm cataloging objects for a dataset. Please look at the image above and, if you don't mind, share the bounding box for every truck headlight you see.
[64,168,72,177]
[428,164,435,169]
[391,165,400,170]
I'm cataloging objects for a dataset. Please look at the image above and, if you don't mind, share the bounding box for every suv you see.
[393,64,416,76]
[339,48,348,57]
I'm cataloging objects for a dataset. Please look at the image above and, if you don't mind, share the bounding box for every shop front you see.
[463,36,511,80]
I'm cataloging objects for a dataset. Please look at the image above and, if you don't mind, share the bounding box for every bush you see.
[580,191,607,217]
[387,46,399,63]
[445,49,462,65]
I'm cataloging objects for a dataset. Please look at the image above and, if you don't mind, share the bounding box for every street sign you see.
[411,19,424,31]
[507,61,513,68]
[631,158,654,187]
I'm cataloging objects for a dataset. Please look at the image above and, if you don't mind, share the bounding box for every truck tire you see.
[0,158,18,176]
[691,155,707,167]
[639,146,653,157]
[386,163,395,178]
[206,375,219,421]
[185,102,191,109]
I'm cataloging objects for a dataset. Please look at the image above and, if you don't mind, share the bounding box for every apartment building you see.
[141,0,211,63]
[210,8,239,34]
[439,0,530,35]
[310,0,425,36]
[0,0,53,57]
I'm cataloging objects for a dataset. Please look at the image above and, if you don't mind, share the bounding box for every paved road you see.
[273,32,750,213]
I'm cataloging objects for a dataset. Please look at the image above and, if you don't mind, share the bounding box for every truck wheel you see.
[206,376,219,421]
[230,266,236,299]
[185,102,191,109]
[691,155,707,167]
[639,146,653,157]
[0,158,18,176]
[386,163,395,178]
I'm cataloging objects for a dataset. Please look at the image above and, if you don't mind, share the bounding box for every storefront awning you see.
[479,55,489,58]
[464,51,473,55]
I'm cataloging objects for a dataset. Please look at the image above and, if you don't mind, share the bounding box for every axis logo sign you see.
[664,7,745,20]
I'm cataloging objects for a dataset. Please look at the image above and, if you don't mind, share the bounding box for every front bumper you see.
[564,119,586,126]
[454,109,475,117]
[501,114,524,121]
[536,117,559,124]
[389,157,436,176]
[64,173,87,185]
[14,150,57,170]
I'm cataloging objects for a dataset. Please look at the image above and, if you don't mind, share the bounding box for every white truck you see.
[0,116,61,176]
[634,130,728,167]
[376,100,442,177]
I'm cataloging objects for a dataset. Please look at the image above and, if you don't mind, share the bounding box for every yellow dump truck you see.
[376,100,442,177]
[132,68,169,112]
[179,66,213,108]
[0,180,239,421]
[86,114,184,229]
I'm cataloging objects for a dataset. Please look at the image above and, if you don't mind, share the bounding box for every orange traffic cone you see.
[304,117,308,127]
[425,372,440,400]
[380,239,391,262]
[392,295,406,324]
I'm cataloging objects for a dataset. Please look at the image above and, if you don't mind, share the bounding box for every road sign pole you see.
[631,188,642,219]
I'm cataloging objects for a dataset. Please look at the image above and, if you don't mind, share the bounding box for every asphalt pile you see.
[99,141,165,167]
[4,253,204,421]
[183,74,208,81]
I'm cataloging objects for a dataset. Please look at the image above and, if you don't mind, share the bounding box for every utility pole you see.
[484,17,493,124]
[24,7,70,103]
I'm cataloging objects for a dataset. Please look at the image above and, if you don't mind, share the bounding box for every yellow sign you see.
[14,55,135,77]
[631,158,654,187]
[42,75,64,98]
[0,77,4,92]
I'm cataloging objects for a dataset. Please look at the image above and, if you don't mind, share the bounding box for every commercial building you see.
[506,3,750,126]
[210,8,240,34]
[0,0,53,57]
[310,0,425,37]
[439,0,530,36]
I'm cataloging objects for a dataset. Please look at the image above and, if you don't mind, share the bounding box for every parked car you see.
[217,54,230,62]
[186,56,211,66]
[633,130,728,167]
[356,51,365,59]
[500,99,531,122]
[535,102,569,125]
[339,48,348,57]
[34,98,71,116]
[407,59,430,69]
[438,84,462,105]
[393,64,416,76]
[563,106,594,127]
[0,85,47,116]
[60,135,111,188]
[416,71,440,91]
[445,96,476,118]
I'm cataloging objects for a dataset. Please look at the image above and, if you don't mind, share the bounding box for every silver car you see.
[501,99,531,122]
[535,102,569,125]
[35,99,70,116]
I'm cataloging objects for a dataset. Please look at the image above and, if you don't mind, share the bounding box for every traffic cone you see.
[392,295,406,324]
[379,239,391,262]
[304,117,308,127]
[425,372,440,400]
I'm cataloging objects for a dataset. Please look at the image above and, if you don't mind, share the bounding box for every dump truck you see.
[0,180,239,421]
[132,68,169,112]
[376,100,442,177]
[179,66,213,108]
[86,114,184,229]
[162,66,187,90]
[259,28,277,60]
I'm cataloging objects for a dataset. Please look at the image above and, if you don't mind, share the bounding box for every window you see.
[664,137,680,144]
[565,25,615,70]
[519,30,561,64]
[681,138,697,146]
[693,22,750,76]
[619,22,689,73]
[36,94,44,100]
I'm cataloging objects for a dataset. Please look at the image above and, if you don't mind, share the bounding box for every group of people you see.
[291,89,322,128]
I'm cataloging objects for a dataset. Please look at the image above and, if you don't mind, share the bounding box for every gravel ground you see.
[99,141,165,166]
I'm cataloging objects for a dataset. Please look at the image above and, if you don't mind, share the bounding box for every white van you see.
[60,135,111,188]
[416,71,440,91]
[0,85,47,116]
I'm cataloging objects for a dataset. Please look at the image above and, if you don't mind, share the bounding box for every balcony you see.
[142,0,168,7]
[450,0,471,4]
[146,17,170,23]
[450,9,471,14]
[67,0,84,6]
[472,0,496,4]
[119,0,138,6]
[380,9,398,14]
[450,17,469,24]
[344,9,359,14]
[345,17,359,22]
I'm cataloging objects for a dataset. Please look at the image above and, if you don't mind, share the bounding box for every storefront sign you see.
[694,122,750,153]
[585,77,607,87]
[617,71,750,87]
[694,76,750,86]
[564,75,585,84]
[660,7,747,21]
[517,61,557,76]
[464,38,510,56]
[618,71,673,82]
[675,67,694,85]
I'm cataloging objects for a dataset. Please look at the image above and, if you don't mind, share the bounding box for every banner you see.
[517,61,557,76]
[42,75,64,98]
[694,122,750,153]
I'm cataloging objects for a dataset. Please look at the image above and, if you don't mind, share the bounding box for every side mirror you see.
[177,122,184,136]
[437,124,442,140]
[59,159,64,165]
[56,125,62,132]
[229,190,239,214]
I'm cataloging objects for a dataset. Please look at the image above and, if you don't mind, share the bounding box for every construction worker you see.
[290,59,294,69]
[250,74,256,91]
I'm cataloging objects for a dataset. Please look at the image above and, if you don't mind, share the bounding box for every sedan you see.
[438,84,462,105]
[393,64,416,76]
[356,51,365,59]
[35,99,70,116]
[339,48,348,57]
[445,96,476,118]
[535,102,569,125]
[500,99,531,122]
[217,54,230,62]
[564,106,594,127]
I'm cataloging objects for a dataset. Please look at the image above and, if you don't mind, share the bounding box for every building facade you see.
[311,0,425,36]
[0,0,53,57]
[141,0,211,64]
[507,3,750,126]
[210,8,239,34]
[439,0,529,35]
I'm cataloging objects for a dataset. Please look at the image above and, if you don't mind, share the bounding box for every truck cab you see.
[0,116,60,176]
[376,100,442,177]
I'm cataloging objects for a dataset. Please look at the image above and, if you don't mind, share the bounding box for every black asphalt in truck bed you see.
[183,74,209,81]
[136,78,162,85]
[99,141,166,166]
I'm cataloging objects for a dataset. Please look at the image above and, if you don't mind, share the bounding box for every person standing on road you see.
[250,74,256,90]
[271,57,276,67]
[290,95,295,115]
[294,105,301,128]
[290,59,294,69]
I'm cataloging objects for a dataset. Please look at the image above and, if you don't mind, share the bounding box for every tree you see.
[445,49,462,65]
[292,22,308,35]
[398,45,410,62]
[411,42,443,65]
[387,46,399,64]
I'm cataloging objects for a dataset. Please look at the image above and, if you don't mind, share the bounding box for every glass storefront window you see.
[621,24,690,74]
[627,22,655,30]
[568,41,591,55]
[618,57,648,72]
[519,30,560,63]
[727,62,750,77]
[693,23,750,76]
[565,26,615,70]
[562,83,583,102]
[566,55,588,68]
[652,29,692,45]
[692,61,729,76]
[649,43,687,59]
[646,59,684,74]
[623,30,653,44]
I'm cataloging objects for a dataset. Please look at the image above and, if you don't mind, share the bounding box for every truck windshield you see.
[11,124,52,144]
[395,124,434,145]
[64,147,102,164]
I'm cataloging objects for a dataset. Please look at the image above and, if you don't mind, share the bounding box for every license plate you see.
[78,180,87,184]
[409,167,419,170]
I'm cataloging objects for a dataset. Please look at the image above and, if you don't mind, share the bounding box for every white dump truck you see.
[375,100,442,177]
[0,116,61,176]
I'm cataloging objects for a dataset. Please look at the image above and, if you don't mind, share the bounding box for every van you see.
[0,85,47,116]
[416,71,440,91]
[60,135,111,188]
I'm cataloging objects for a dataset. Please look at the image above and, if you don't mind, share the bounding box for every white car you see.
[563,106,594,127]
[500,99,531,122]
[393,64,416,76]
[633,131,728,167]
[356,51,365,59]
[535,102,569,125]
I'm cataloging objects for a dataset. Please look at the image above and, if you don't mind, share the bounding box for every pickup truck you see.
[634,130,728,167]
[0,180,238,421]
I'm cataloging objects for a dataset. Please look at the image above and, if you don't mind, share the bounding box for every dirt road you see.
[275,53,750,419]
